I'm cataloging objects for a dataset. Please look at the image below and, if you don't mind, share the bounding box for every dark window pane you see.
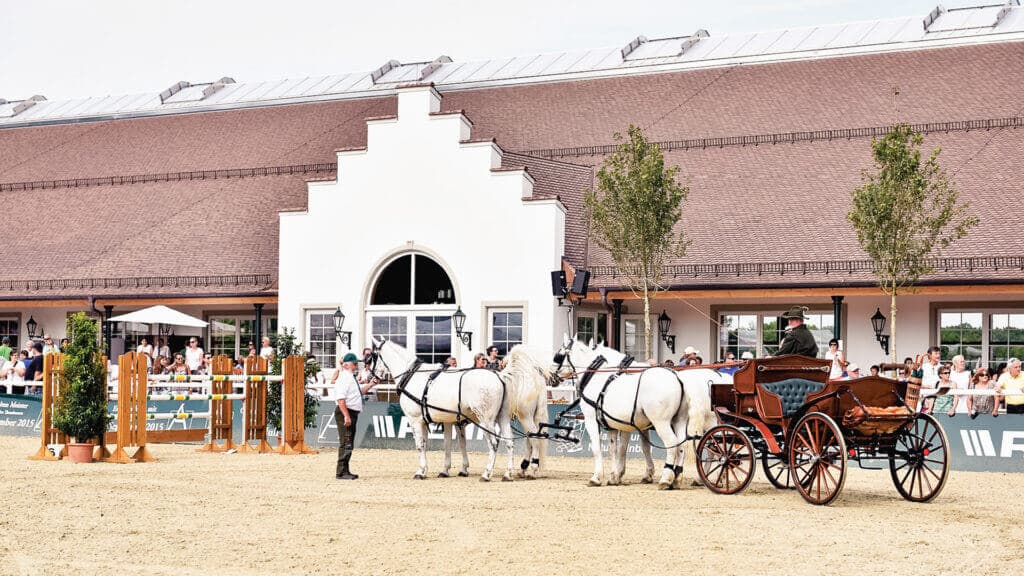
[371,255,412,305]
[508,327,522,341]
[508,312,522,325]
[494,312,507,325]
[413,256,455,305]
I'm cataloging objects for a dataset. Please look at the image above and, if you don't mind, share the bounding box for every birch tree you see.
[848,124,978,362]
[585,125,688,359]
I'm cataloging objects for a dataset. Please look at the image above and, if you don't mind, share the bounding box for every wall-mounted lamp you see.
[658,310,676,355]
[333,307,352,348]
[452,306,473,350]
[870,307,890,356]
[26,315,38,339]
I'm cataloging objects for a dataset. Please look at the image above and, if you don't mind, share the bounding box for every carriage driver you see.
[776,306,819,357]
[332,352,379,480]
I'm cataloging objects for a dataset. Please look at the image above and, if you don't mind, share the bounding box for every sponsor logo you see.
[369,414,491,440]
[959,429,1024,458]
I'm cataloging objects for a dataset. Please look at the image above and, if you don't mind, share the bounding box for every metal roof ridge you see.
[2,3,1022,128]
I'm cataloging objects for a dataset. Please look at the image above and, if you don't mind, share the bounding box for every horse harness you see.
[393,359,506,427]
[578,355,661,432]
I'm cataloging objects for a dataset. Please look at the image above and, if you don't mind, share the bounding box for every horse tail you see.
[681,373,715,438]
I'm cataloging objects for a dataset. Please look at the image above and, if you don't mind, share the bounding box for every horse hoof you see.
[641,477,654,484]
[587,479,602,487]
[658,482,673,491]
[501,475,514,482]
[479,476,491,483]
[413,473,426,480]
[457,471,469,478]
[438,472,449,478]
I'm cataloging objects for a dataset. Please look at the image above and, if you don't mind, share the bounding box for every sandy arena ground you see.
[0,435,1020,576]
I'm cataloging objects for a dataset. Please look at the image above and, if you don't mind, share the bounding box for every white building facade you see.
[278,86,570,364]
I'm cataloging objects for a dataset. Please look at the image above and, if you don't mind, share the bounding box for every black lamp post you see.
[452,306,472,350]
[870,307,890,355]
[26,315,38,339]
[333,307,352,348]
[657,310,676,355]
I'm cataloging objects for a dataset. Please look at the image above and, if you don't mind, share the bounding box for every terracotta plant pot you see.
[67,442,95,464]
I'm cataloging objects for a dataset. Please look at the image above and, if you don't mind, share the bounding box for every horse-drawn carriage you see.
[697,355,950,505]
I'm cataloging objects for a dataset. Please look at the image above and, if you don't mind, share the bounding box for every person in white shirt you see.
[920,346,942,413]
[825,339,847,380]
[949,354,971,414]
[841,363,861,380]
[184,338,204,374]
[259,336,274,362]
[136,337,154,360]
[331,352,378,480]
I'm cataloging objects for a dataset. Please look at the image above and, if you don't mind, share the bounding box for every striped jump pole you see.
[146,412,212,420]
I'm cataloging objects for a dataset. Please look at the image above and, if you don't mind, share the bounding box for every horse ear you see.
[562,333,571,347]
[588,338,595,350]
[598,338,605,347]
[372,336,382,347]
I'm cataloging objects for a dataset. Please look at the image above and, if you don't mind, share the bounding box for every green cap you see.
[342,353,359,364]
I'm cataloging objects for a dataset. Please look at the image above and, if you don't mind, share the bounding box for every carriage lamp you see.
[870,308,890,355]
[333,307,352,348]
[26,315,38,339]
[452,306,473,350]
[658,310,676,355]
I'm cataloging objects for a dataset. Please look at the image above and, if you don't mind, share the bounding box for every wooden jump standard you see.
[27,352,310,463]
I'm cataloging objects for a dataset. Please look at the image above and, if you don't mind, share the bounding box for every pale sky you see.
[1,0,951,101]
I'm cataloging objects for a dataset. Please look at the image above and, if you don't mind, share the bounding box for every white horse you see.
[433,345,552,480]
[554,335,714,489]
[367,337,519,481]
[592,341,725,486]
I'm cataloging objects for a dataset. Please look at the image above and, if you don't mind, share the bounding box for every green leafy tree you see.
[266,327,320,431]
[584,125,689,359]
[848,124,978,361]
[52,313,110,443]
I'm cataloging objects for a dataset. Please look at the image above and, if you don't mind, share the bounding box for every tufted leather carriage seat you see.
[759,378,826,417]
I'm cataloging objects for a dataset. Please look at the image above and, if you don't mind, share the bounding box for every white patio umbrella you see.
[107,305,208,328]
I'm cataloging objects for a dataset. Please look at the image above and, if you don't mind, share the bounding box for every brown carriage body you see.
[697,355,948,505]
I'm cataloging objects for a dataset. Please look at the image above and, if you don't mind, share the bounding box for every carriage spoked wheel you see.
[696,425,756,495]
[761,451,794,490]
[889,413,950,503]
[788,412,847,506]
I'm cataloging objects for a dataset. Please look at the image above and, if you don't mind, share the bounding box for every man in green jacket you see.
[777,306,819,357]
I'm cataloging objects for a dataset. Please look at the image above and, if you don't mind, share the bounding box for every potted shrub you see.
[52,313,110,463]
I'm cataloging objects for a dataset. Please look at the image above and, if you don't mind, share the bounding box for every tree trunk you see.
[642,284,652,361]
[890,292,898,364]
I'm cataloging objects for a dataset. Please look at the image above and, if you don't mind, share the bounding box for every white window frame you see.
[716,309,834,360]
[936,307,1024,370]
[486,306,526,357]
[621,314,658,361]
[206,314,277,360]
[304,309,339,370]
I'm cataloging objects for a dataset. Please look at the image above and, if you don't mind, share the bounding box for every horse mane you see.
[500,345,551,416]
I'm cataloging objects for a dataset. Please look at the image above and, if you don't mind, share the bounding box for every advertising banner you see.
[3,393,1020,473]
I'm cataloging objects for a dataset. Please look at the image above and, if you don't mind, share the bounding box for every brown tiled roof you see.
[3,41,1024,298]
[576,127,1024,288]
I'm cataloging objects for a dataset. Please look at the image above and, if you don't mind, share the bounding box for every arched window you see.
[371,254,455,306]
[367,253,456,364]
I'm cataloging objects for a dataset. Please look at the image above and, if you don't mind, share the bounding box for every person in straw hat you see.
[777,305,819,357]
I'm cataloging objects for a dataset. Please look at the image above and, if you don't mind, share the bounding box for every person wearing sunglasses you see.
[928,366,956,417]
[967,369,999,419]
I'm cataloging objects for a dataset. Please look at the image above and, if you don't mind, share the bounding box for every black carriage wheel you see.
[761,450,794,490]
[788,412,847,506]
[697,425,756,495]
[889,413,950,503]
